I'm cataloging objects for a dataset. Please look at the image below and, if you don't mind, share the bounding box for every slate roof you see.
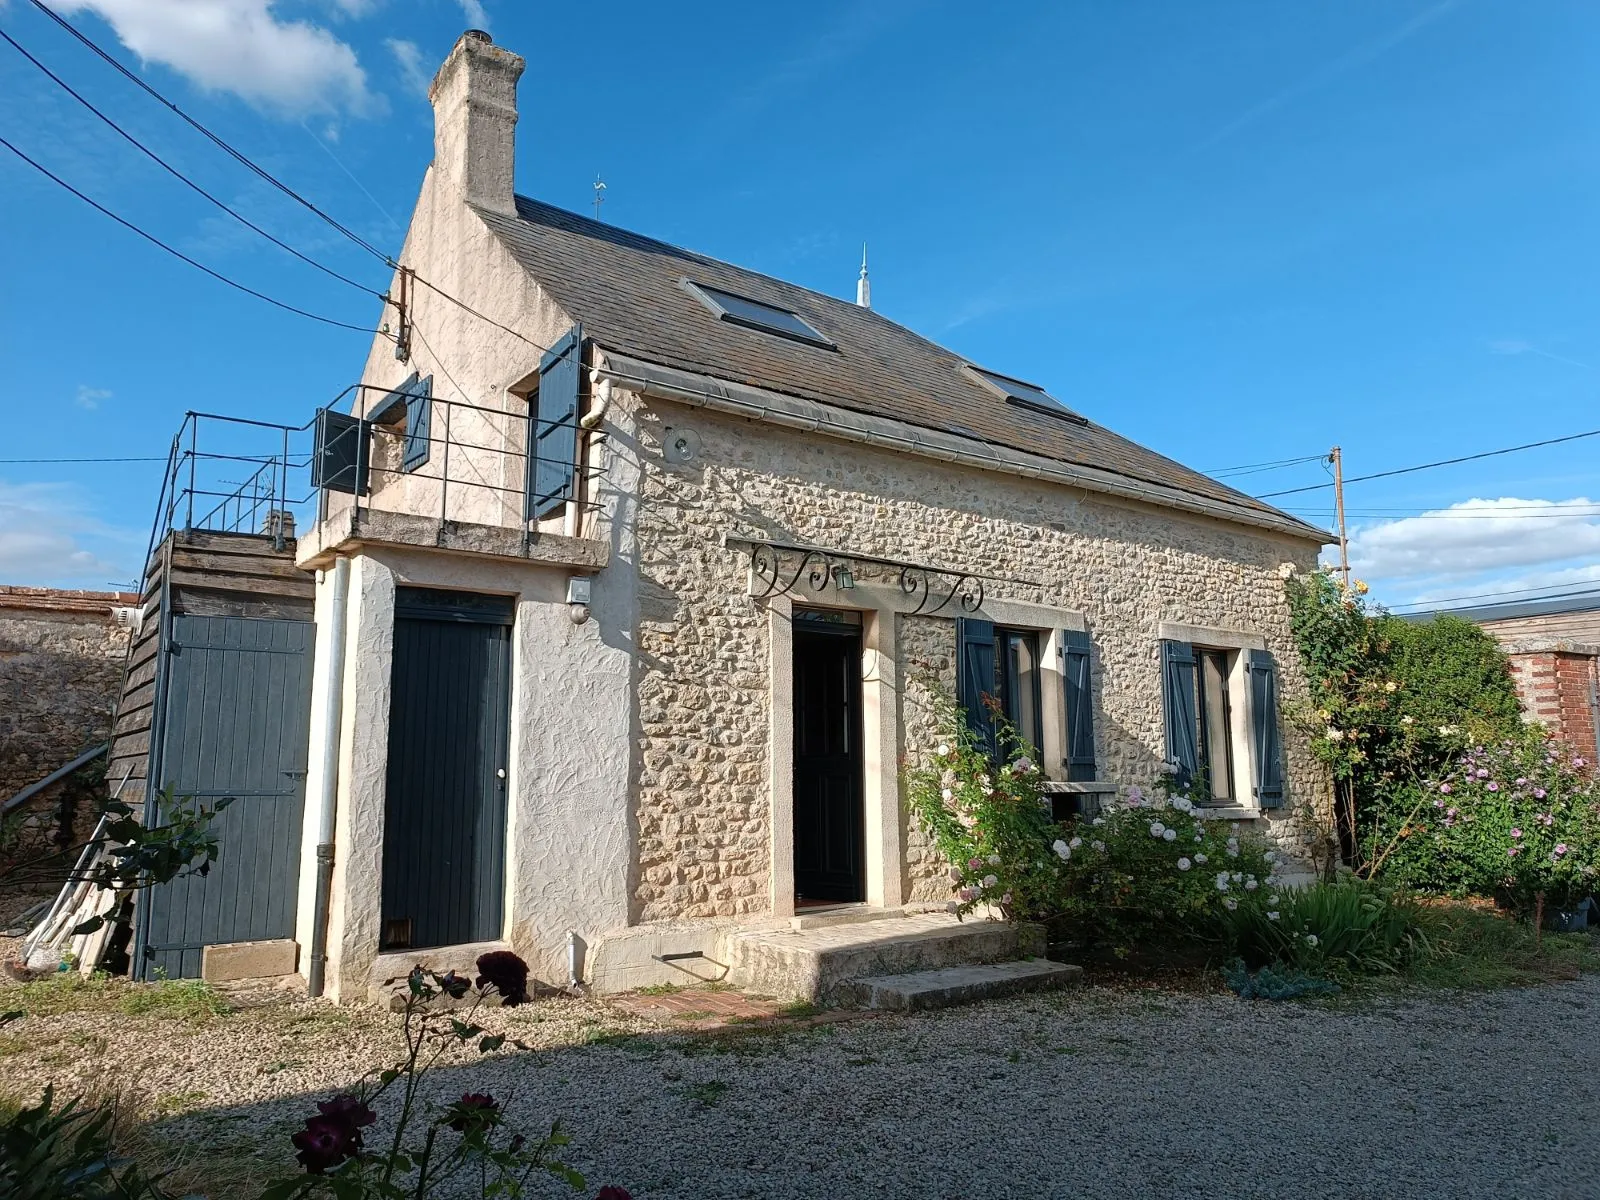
[476,196,1324,541]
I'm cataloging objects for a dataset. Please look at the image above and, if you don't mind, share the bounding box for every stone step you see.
[789,905,906,932]
[721,912,1045,1005]
[846,959,1083,1011]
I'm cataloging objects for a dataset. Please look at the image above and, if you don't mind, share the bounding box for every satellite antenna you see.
[593,174,607,221]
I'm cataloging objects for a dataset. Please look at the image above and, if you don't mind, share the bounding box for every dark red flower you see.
[446,1092,500,1133]
[475,950,530,1006]
[315,1094,377,1129]
[291,1093,375,1174]
[595,1188,633,1200]
[291,1114,360,1174]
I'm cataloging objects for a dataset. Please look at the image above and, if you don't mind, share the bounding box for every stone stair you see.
[844,959,1082,1011]
[720,910,1078,1008]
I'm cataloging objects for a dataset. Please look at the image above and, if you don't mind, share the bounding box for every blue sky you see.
[1,0,1597,610]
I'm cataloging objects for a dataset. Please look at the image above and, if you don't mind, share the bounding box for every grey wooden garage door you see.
[138,615,313,980]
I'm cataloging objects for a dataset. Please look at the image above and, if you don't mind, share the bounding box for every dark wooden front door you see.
[381,588,513,951]
[792,615,865,904]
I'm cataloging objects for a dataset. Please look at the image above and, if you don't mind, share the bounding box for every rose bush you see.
[904,697,1061,920]
[906,697,1283,952]
[1053,780,1282,954]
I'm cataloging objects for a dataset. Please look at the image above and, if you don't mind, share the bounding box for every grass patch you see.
[683,1080,729,1107]
[10,974,230,1023]
[1406,903,1600,991]
[776,999,820,1019]
[635,982,685,996]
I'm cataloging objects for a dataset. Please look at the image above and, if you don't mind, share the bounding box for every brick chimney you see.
[429,30,525,216]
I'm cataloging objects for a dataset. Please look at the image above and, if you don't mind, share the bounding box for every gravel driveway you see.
[9,976,1600,1199]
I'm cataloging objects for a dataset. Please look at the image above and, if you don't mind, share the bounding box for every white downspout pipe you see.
[563,375,613,539]
[307,555,351,998]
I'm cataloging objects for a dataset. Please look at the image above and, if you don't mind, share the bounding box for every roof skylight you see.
[965,365,1088,426]
[683,279,834,348]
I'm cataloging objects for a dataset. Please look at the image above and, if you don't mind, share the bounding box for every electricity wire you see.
[0,25,383,297]
[0,133,385,334]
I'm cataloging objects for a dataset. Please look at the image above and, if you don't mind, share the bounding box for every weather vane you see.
[593,174,606,222]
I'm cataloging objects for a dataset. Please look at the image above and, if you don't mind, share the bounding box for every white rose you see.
[936,743,950,757]
[982,874,998,889]
[1149,822,1166,838]
[1177,857,1191,871]
[1052,840,1071,861]
[1163,828,1177,842]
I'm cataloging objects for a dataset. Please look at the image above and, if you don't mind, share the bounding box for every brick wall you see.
[1503,640,1600,763]
[0,587,135,867]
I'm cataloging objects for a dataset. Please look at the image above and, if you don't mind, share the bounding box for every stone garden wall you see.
[0,587,133,870]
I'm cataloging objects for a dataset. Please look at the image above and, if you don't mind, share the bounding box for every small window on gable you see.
[683,279,835,349]
[965,365,1088,426]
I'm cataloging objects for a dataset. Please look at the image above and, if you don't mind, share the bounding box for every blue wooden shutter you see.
[956,617,997,758]
[402,375,433,473]
[1247,648,1285,809]
[312,409,369,496]
[1060,629,1096,781]
[526,325,582,521]
[1161,640,1200,790]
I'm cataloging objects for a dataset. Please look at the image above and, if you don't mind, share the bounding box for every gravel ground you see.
[5,976,1600,1199]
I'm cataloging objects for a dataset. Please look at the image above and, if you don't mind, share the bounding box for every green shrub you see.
[1221,959,1340,1000]
[1053,784,1281,953]
[903,697,1063,921]
[0,1087,177,1199]
[1380,732,1600,908]
[1284,568,1528,874]
[1223,876,1429,975]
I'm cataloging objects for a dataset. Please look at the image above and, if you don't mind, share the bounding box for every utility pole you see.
[1330,445,1350,589]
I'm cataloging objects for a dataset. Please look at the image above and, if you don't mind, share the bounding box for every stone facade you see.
[0,587,134,867]
[627,399,1329,922]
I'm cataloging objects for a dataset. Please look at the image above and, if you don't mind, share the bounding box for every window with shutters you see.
[997,628,1043,753]
[957,620,1095,787]
[1193,648,1237,805]
[1162,635,1285,811]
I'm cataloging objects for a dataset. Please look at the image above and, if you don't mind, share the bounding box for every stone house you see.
[283,31,1331,1002]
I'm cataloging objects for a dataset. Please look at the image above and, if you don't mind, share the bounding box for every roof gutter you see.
[592,350,1332,545]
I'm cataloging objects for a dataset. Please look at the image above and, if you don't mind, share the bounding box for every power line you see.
[0,455,167,464]
[0,133,384,334]
[26,0,395,267]
[1257,427,1600,499]
[1205,453,1328,479]
[1393,583,1600,611]
[0,25,382,297]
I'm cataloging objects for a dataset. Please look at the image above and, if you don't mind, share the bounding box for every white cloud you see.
[1397,563,1600,610]
[385,37,430,98]
[1349,497,1600,583]
[326,0,381,14]
[48,0,384,118]
[457,0,489,30]
[0,482,140,586]
[74,386,111,410]
[1487,338,1591,369]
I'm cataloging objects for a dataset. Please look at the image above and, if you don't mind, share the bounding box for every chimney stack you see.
[429,31,525,215]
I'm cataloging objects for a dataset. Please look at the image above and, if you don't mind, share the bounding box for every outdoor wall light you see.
[567,575,592,625]
[832,563,855,590]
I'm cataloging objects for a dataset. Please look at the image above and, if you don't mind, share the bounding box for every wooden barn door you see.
[379,588,513,951]
[139,616,313,979]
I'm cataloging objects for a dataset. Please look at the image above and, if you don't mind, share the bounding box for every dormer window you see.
[683,279,835,349]
[965,364,1088,426]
